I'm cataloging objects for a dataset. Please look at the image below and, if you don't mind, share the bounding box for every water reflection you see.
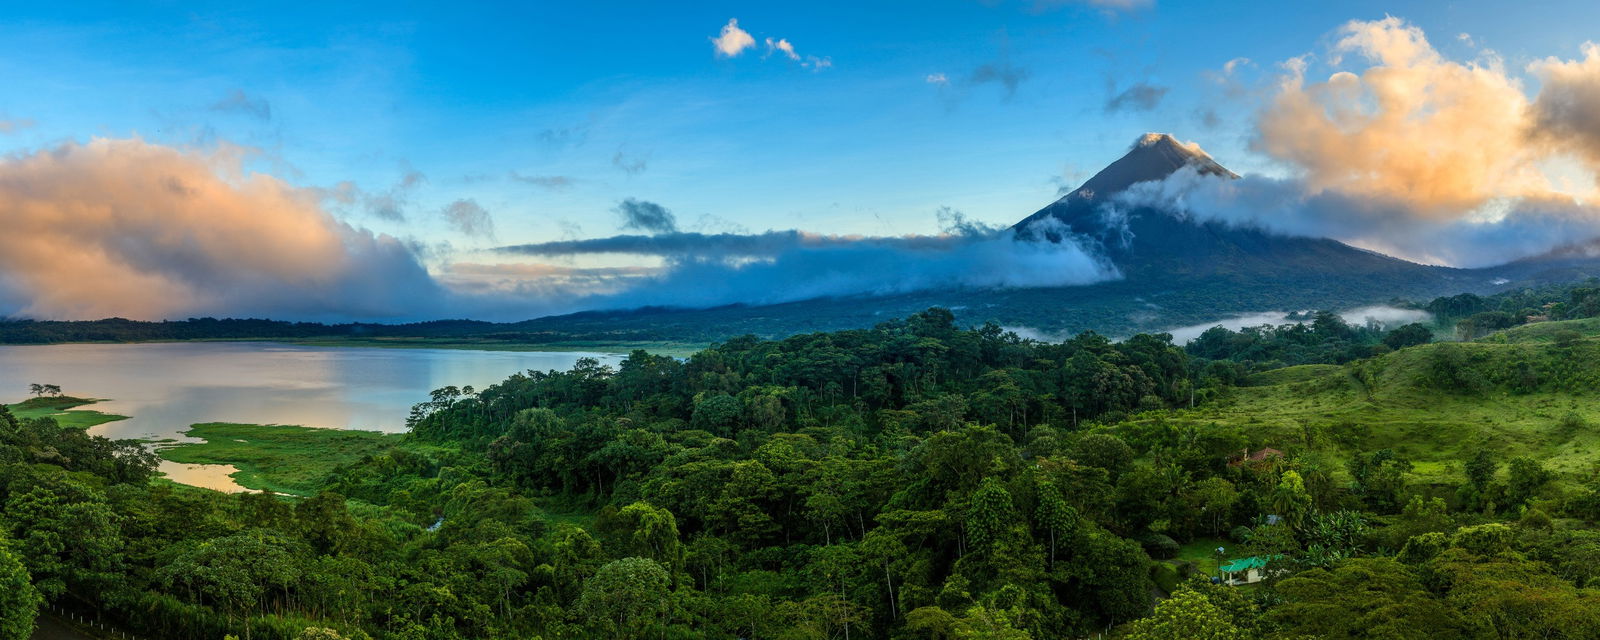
[0,342,619,489]
[158,460,249,493]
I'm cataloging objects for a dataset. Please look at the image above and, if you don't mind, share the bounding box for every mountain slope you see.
[1480,240,1600,286]
[1014,133,1236,240]
[1013,133,1468,282]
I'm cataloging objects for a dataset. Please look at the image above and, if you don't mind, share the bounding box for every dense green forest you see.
[5,283,1600,638]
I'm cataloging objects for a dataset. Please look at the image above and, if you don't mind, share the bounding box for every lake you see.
[0,342,619,491]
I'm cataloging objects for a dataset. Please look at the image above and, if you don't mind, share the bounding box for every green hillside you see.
[1478,317,1600,344]
[1157,333,1600,487]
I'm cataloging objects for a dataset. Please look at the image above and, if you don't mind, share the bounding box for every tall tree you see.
[1032,478,1077,566]
[577,557,671,640]
[966,477,1017,555]
[0,540,40,640]
[1270,470,1313,530]
[1123,588,1247,640]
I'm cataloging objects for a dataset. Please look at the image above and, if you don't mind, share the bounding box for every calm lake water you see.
[0,342,618,491]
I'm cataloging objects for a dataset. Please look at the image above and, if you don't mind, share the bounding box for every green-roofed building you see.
[1220,555,1280,585]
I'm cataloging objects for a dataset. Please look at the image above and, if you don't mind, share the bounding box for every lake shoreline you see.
[156,421,402,495]
[0,342,619,490]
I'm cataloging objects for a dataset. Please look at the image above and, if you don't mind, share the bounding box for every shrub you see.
[1138,532,1181,559]
[1383,323,1433,350]
[1398,532,1448,564]
[1451,523,1514,556]
[1549,413,1589,445]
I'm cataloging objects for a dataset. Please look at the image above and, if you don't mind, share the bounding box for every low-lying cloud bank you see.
[1113,17,1600,267]
[1113,168,1600,267]
[500,228,1024,259]
[489,219,1120,310]
[1160,306,1432,345]
[1003,305,1430,346]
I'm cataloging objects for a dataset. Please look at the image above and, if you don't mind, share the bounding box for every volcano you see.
[1012,133,1455,282]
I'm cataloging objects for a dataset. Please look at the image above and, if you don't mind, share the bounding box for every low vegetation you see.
[157,423,402,496]
[5,396,127,430]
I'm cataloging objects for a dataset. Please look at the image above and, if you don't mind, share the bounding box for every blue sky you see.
[3,0,1596,246]
[5,1,1600,320]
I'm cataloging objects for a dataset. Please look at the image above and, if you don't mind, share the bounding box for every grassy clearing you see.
[1150,338,1600,489]
[6,396,128,429]
[158,422,402,496]
[1478,317,1600,344]
[1172,537,1232,576]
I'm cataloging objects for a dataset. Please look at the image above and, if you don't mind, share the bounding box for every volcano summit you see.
[1013,133,1462,283]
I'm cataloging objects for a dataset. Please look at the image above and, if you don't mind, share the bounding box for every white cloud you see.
[762,35,832,71]
[926,73,950,86]
[765,37,799,61]
[714,21,829,71]
[711,18,756,58]
[1160,306,1431,344]
[495,220,1120,310]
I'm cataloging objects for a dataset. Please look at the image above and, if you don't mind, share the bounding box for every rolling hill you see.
[1139,319,1600,490]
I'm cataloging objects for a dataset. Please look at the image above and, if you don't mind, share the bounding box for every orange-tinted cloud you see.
[1254,16,1559,216]
[0,137,439,320]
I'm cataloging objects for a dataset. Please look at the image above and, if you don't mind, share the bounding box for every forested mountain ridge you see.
[5,284,1600,638]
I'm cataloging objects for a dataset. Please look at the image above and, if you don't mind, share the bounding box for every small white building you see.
[1219,556,1277,585]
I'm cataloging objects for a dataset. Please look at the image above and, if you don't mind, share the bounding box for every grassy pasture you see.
[6,395,128,429]
[158,422,402,496]
[1147,335,1600,489]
